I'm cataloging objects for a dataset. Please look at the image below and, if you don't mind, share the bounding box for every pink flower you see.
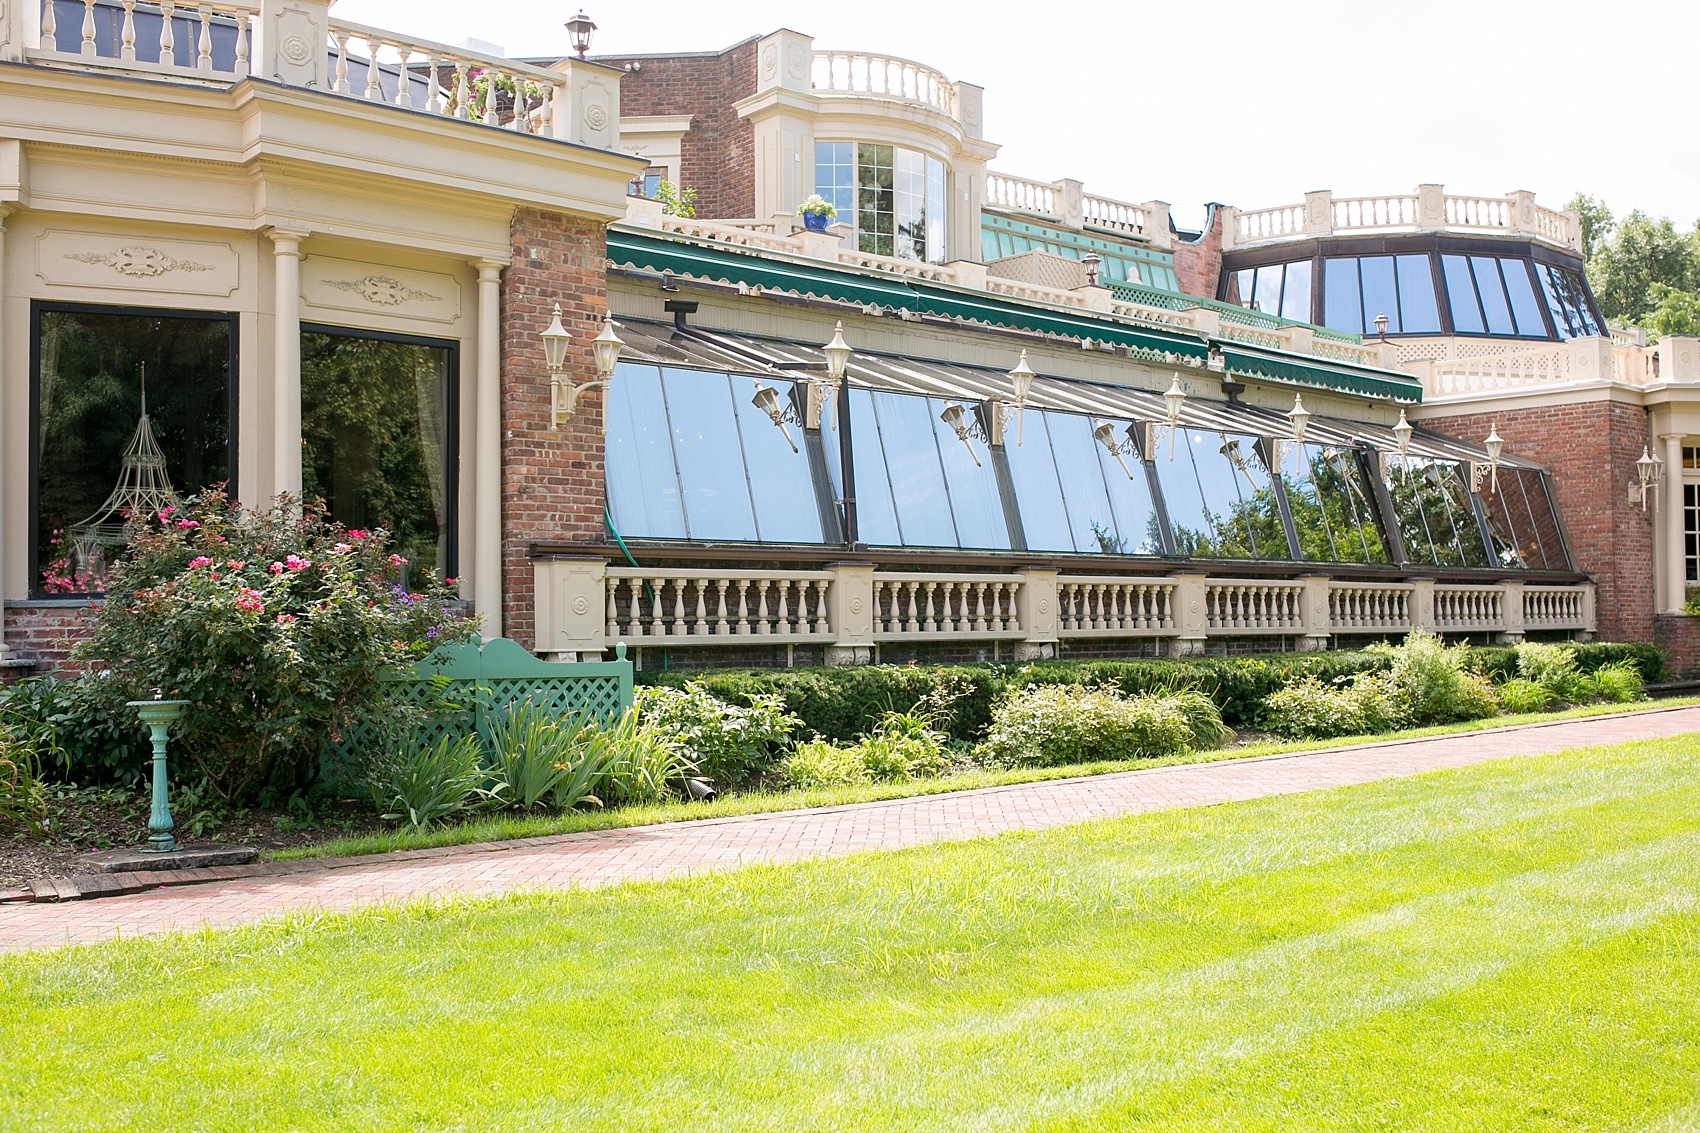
[157,507,174,518]
[176,519,200,529]
[268,561,285,574]
[348,530,369,540]
[332,543,353,555]
[275,613,296,625]
[225,560,245,570]
[234,588,265,613]
[187,556,213,569]
[389,554,408,567]
[443,577,456,586]
[284,554,311,571]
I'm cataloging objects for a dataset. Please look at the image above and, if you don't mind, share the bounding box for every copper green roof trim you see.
[1220,346,1423,402]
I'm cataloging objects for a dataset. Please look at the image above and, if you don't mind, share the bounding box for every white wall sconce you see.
[1470,422,1504,496]
[1273,392,1311,469]
[1630,445,1663,511]
[1140,373,1188,460]
[939,402,986,467]
[1093,418,1140,479]
[1391,407,1414,482]
[809,320,854,430]
[545,307,625,427]
[751,384,802,452]
[1008,349,1035,445]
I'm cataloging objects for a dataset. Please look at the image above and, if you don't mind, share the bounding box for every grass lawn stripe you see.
[2,736,1698,1131]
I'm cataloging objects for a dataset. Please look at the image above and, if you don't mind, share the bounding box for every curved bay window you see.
[300,327,457,579]
[31,303,235,596]
[815,141,946,262]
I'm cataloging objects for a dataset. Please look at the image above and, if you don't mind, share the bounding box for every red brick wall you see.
[602,41,759,220]
[1654,614,1700,676]
[500,208,611,649]
[1173,205,1224,299]
[2,605,96,678]
[1422,401,1654,642]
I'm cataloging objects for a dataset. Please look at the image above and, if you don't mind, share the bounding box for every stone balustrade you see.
[1222,185,1581,252]
[34,0,257,78]
[984,172,1169,249]
[535,559,1595,663]
[811,50,955,115]
[1418,336,1667,398]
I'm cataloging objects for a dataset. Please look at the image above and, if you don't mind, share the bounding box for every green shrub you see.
[364,731,487,831]
[1263,673,1402,739]
[1514,641,1581,698]
[632,682,799,783]
[1373,631,1499,725]
[1468,641,1665,685]
[0,675,146,786]
[75,490,473,802]
[977,685,1197,768]
[478,700,616,812]
[781,739,870,789]
[1496,678,1555,715]
[855,712,951,781]
[1574,660,1645,704]
[598,710,692,805]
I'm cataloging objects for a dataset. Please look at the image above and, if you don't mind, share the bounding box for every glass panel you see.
[302,331,453,576]
[1442,254,1484,333]
[727,375,824,544]
[825,386,902,547]
[35,308,232,595]
[926,156,947,263]
[1442,464,1492,568]
[1471,256,1515,335]
[1045,411,1128,553]
[1505,468,1566,570]
[868,389,956,547]
[1687,483,1699,583]
[662,367,757,541]
[1151,431,1216,556]
[1283,444,1386,564]
[1358,256,1399,334]
[1480,476,1530,569]
[894,147,929,262]
[1092,419,1162,555]
[1280,259,1312,323]
[1395,254,1440,333]
[1322,257,1363,335]
[1252,264,1284,315]
[856,143,895,257]
[813,141,854,232]
[1386,456,1490,568]
[1169,430,1282,560]
[1534,263,1572,338]
[1225,268,1253,307]
[930,399,1008,549]
[1002,411,1077,553]
[604,362,686,541]
[1503,259,1548,337]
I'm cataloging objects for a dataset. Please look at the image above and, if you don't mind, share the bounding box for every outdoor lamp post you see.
[127,696,190,853]
[545,307,624,427]
[1008,349,1035,445]
[1472,422,1505,496]
[1150,372,1187,459]
[566,11,596,59]
[1633,445,1663,512]
[1082,251,1101,287]
[1392,407,1414,481]
[1374,312,1390,341]
[1274,392,1310,470]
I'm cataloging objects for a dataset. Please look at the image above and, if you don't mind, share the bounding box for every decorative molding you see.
[36,231,239,295]
[300,255,462,325]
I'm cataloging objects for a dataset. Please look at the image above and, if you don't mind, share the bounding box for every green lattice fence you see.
[320,636,633,789]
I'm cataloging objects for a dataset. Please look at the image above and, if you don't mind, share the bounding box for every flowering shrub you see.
[74,490,474,801]
[632,682,799,783]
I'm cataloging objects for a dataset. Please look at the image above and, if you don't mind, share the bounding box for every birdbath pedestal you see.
[127,699,190,853]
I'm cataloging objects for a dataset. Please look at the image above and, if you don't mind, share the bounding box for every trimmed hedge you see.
[639,640,1666,744]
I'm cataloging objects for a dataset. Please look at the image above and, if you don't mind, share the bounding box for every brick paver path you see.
[6,705,1699,954]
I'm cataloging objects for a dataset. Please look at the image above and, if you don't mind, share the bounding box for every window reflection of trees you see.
[1385,456,1491,568]
[1287,445,1387,565]
[1167,431,1283,560]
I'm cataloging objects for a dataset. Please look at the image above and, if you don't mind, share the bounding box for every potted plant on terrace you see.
[797,194,838,233]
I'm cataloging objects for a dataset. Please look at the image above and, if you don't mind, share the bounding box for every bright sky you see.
[334,0,1700,232]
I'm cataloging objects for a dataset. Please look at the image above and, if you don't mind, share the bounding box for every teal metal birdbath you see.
[127,698,190,853]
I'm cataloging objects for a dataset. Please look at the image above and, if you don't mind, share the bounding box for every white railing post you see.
[826,561,874,665]
[533,557,608,660]
[258,0,331,87]
[1297,574,1331,651]
[1580,581,1597,641]
[1015,567,1058,661]
[1303,190,1333,235]
[1052,178,1084,230]
[1140,200,1171,249]
[0,0,40,61]
[1218,206,1238,251]
[1407,577,1435,632]
[1169,572,1209,657]
[1497,580,1526,644]
[1415,183,1446,229]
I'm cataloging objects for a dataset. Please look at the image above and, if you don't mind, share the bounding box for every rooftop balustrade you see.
[1409,335,1699,400]
[811,50,956,117]
[984,171,1168,249]
[1222,185,1582,253]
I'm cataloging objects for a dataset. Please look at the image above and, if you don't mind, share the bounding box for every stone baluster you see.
[753,580,770,635]
[775,580,792,636]
[712,580,729,635]
[331,31,349,93]
[392,43,413,107]
[42,0,57,51]
[158,1,174,63]
[453,61,471,119]
[481,69,499,126]
[670,578,686,638]
[424,53,443,114]
[232,8,250,78]
[605,580,619,639]
[79,0,96,56]
[196,4,212,73]
[364,37,383,100]
[120,0,137,61]
[510,71,529,132]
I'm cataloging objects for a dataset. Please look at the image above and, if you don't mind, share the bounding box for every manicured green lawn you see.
[277,696,1700,862]
[6,735,1700,1131]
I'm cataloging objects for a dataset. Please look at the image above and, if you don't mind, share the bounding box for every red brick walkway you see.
[5,706,1699,954]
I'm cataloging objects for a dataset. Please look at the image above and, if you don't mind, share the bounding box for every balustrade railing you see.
[1231,204,1306,246]
[1329,583,1413,632]
[1434,585,1505,631]
[984,172,1056,217]
[1424,338,1656,397]
[604,569,835,643]
[811,50,955,115]
[870,573,1023,639]
[1080,193,1145,236]
[1523,586,1587,629]
[1225,186,1579,251]
[1056,578,1176,635]
[1202,581,1305,633]
[36,0,256,78]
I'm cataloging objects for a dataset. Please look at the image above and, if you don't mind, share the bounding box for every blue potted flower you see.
[797,194,838,233]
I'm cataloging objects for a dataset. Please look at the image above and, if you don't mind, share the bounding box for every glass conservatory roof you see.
[605,319,1566,573]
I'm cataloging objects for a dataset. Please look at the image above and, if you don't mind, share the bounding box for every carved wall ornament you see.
[785,44,808,81]
[280,34,312,64]
[760,44,779,80]
[583,101,609,132]
[66,246,214,278]
[323,274,442,306]
[849,596,865,614]
[571,595,591,615]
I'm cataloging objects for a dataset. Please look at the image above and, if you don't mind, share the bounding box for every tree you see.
[1587,209,1699,324]
[1641,282,1700,338]
[1565,192,1614,262]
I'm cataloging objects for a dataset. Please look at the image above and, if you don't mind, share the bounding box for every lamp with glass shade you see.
[1391,408,1414,482]
[546,307,625,427]
[566,11,596,59]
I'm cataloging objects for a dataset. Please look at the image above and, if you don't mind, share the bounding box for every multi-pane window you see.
[1439,254,1546,337]
[1282,444,1388,565]
[981,214,1179,289]
[300,328,457,578]
[1685,483,1699,584]
[1153,429,1284,560]
[33,304,234,595]
[1225,262,1311,323]
[1479,467,1567,571]
[816,141,947,262]
[1002,411,1160,555]
[1534,262,1603,339]
[1322,254,1440,336]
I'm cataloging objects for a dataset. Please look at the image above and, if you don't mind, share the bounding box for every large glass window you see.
[1480,468,1566,571]
[301,328,455,578]
[33,304,234,595]
[605,363,824,544]
[1534,263,1603,339]
[1230,262,1309,322]
[1281,444,1388,564]
[1383,456,1490,568]
[817,142,950,262]
[1319,254,1439,336]
[1004,411,1159,554]
[1154,429,1284,560]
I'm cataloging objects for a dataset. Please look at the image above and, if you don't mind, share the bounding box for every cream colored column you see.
[268,229,308,503]
[0,207,10,660]
[474,260,504,640]
[1663,433,1686,613]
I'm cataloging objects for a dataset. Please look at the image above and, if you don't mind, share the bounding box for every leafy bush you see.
[1496,678,1556,715]
[632,682,799,783]
[977,685,1199,768]
[1514,641,1582,698]
[1372,631,1498,726]
[364,731,487,831]
[1574,660,1645,704]
[1468,641,1664,685]
[0,688,61,836]
[781,739,869,789]
[0,675,146,786]
[854,712,952,782]
[1263,673,1402,740]
[479,700,617,812]
[74,490,473,802]
[598,710,692,805]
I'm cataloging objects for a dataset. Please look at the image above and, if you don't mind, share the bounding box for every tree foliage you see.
[1569,193,1700,331]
